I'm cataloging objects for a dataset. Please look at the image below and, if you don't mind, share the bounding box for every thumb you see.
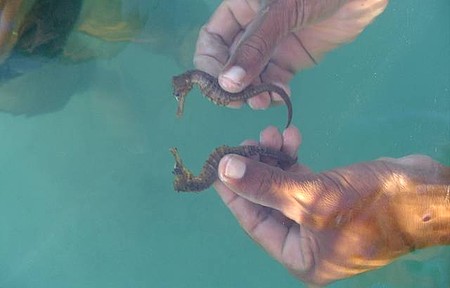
[218,153,308,223]
[218,0,296,92]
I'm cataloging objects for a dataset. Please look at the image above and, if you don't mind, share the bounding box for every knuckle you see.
[238,36,268,64]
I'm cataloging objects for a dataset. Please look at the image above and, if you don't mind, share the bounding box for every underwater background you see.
[0,0,448,287]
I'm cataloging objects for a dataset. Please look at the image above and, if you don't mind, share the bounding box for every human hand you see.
[194,0,388,109]
[213,125,450,286]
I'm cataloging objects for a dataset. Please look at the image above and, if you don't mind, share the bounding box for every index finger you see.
[194,0,259,75]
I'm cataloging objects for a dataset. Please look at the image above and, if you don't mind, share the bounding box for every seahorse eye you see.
[172,165,182,175]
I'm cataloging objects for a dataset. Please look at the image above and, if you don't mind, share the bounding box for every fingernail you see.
[222,155,246,180]
[248,95,269,110]
[219,66,246,91]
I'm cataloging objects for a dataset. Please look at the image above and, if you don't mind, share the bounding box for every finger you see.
[260,125,282,150]
[257,125,309,173]
[194,0,257,75]
[214,177,306,269]
[214,132,258,202]
[214,180,280,236]
[260,64,293,105]
[281,125,301,157]
[229,31,272,111]
[259,126,282,166]
[281,126,313,174]
[246,89,272,110]
[204,0,257,46]
[257,125,301,161]
[242,74,272,110]
[194,26,230,76]
[214,157,288,240]
[245,56,294,110]
[218,154,305,223]
[219,154,348,232]
[194,27,244,109]
[218,0,295,93]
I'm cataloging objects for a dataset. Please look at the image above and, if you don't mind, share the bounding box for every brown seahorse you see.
[172,70,293,128]
[170,145,297,192]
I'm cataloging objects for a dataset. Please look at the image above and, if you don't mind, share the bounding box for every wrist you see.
[380,158,450,249]
[388,183,450,249]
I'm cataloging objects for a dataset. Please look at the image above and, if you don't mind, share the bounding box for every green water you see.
[0,1,448,287]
